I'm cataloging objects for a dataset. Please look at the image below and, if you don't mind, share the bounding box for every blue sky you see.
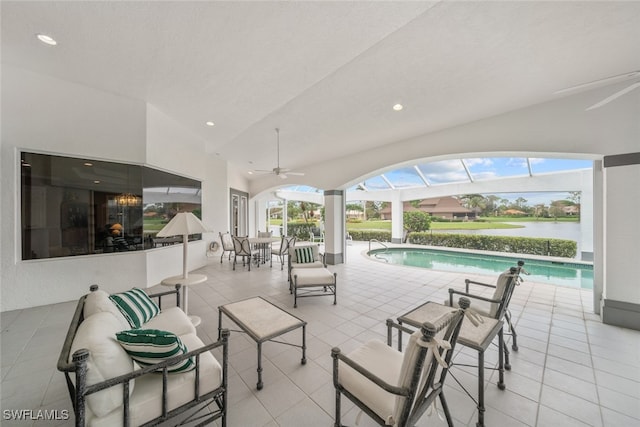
[356,157,592,205]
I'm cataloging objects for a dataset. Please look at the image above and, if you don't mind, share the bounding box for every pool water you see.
[368,248,593,289]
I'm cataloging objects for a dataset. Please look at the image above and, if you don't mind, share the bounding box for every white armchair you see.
[288,243,324,282]
[332,298,470,427]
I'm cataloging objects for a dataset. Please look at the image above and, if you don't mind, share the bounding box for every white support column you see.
[254,199,268,236]
[324,190,345,265]
[580,168,595,261]
[591,162,603,315]
[391,193,404,243]
[601,153,640,330]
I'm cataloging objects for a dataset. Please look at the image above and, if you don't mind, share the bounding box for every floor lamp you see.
[157,212,210,325]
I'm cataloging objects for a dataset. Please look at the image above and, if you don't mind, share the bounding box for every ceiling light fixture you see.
[393,103,403,111]
[205,121,215,127]
[36,34,57,46]
[84,162,93,167]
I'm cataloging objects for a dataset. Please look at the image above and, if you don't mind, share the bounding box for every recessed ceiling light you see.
[36,34,57,46]
[94,180,101,184]
[84,162,93,167]
[205,121,215,127]
[393,103,403,111]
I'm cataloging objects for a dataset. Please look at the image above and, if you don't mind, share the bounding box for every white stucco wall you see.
[604,163,640,304]
[1,67,148,311]
[1,67,230,311]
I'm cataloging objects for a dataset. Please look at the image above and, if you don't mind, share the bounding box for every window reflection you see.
[20,152,201,260]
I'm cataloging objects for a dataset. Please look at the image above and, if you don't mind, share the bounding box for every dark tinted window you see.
[20,152,201,260]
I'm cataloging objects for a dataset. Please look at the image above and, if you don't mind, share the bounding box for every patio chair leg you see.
[497,328,506,391]
[477,350,486,427]
[506,312,519,351]
[503,340,511,371]
[439,392,454,427]
[334,389,342,427]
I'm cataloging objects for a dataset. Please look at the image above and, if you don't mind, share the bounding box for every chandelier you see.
[116,193,141,207]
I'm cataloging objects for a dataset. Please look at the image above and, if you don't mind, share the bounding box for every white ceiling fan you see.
[255,128,305,179]
[555,70,640,111]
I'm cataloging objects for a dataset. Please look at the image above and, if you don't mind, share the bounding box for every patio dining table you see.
[248,236,280,265]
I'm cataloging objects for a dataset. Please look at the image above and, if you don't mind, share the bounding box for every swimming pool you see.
[367,247,593,289]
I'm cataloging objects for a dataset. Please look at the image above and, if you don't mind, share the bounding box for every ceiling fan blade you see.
[286,172,305,176]
[586,82,640,111]
[555,70,640,95]
[279,174,288,179]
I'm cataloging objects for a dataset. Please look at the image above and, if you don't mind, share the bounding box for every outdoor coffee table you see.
[218,296,307,390]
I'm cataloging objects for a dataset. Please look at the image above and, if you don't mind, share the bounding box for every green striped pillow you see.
[109,288,160,329]
[115,329,194,373]
[294,246,315,264]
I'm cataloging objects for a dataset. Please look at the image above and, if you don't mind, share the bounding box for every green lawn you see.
[431,221,522,230]
[269,217,577,231]
[143,217,168,231]
[479,216,579,223]
[344,220,522,231]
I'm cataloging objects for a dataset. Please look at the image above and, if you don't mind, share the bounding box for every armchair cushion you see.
[294,246,315,264]
[69,312,136,418]
[116,329,195,373]
[338,339,403,425]
[447,269,513,318]
[489,272,512,317]
[110,288,160,328]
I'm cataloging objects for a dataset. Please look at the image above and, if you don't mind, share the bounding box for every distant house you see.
[562,205,580,215]
[503,208,526,215]
[380,196,475,220]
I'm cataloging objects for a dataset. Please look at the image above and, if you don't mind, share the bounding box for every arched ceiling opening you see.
[255,155,593,203]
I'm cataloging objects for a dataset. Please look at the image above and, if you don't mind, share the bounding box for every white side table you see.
[161,273,207,327]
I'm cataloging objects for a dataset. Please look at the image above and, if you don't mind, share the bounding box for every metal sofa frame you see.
[57,285,229,427]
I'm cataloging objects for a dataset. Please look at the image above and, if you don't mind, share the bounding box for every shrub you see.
[407,232,576,258]
[347,230,392,242]
[403,211,431,232]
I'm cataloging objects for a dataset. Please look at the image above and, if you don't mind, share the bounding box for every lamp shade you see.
[156,212,210,280]
[156,212,209,237]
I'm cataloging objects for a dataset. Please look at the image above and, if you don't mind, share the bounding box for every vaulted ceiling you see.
[3,1,639,182]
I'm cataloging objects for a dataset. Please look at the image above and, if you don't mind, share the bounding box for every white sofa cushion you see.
[143,306,196,336]
[69,311,135,418]
[116,329,194,373]
[89,333,222,427]
[109,288,160,328]
[83,289,130,330]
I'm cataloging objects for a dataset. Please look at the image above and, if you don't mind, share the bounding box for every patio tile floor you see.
[2,242,639,426]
